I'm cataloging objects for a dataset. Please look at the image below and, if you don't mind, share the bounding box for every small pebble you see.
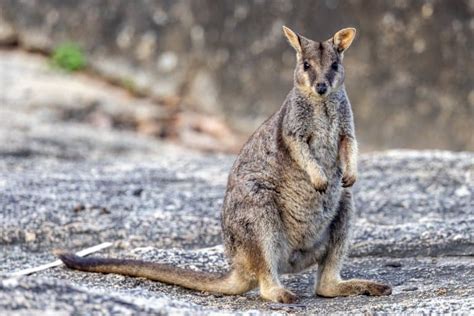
[101,207,111,214]
[24,231,36,242]
[435,287,448,296]
[385,261,402,268]
[402,286,418,292]
[73,203,86,212]
[132,188,144,197]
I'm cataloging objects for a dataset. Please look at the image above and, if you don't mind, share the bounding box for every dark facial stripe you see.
[318,42,324,61]
[326,70,336,86]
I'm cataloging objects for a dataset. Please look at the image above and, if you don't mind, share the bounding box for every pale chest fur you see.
[308,101,341,176]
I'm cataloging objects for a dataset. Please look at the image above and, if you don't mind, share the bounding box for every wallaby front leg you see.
[339,135,358,187]
[286,136,328,191]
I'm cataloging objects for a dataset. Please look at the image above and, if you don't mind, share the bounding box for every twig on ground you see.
[7,242,112,277]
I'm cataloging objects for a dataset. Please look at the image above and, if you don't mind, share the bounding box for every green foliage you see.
[51,43,86,72]
[120,77,138,94]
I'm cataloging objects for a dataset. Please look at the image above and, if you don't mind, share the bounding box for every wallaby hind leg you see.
[258,269,297,303]
[236,215,296,304]
[257,255,297,303]
[243,229,297,303]
[315,190,392,297]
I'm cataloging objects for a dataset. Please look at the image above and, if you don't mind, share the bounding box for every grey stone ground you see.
[0,49,473,314]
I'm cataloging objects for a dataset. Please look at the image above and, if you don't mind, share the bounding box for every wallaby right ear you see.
[282,26,302,54]
[333,28,356,53]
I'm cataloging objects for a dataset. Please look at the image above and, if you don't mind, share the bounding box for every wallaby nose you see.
[316,83,328,95]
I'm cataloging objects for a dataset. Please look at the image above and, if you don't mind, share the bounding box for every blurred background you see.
[1,0,473,153]
[1,2,473,313]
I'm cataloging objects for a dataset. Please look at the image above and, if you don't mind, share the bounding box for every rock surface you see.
[0,146,473,314]
[1,0,473,151]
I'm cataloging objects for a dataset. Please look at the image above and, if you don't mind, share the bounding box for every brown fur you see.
[56,26,391,303]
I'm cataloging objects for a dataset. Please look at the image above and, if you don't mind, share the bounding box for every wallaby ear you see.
[333,28,356,53]
[282,26,302,54]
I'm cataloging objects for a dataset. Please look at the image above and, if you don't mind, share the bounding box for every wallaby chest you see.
[308,101,340,173]
[278,99,343,252]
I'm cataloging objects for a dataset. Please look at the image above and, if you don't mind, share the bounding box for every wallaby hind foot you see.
[316,279,392,297]
[261,286,298,304]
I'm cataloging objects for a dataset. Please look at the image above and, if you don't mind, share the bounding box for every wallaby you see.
[56,26,392,303]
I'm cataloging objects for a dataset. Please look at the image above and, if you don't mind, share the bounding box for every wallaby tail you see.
[55,251,253,295]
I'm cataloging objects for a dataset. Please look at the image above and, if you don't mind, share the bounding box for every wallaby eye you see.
[303,61,311,71]
[331,62,339,71]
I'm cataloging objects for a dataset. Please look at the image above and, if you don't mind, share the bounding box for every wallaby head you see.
[282,26,356,99]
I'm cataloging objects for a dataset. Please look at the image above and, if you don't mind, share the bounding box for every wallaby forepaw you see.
[311,175,328,192]
[315,181,328,192]
[342,173,356,187]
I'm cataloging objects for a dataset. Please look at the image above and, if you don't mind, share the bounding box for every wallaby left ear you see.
[333,28,357,53]
[282,26,303,54]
